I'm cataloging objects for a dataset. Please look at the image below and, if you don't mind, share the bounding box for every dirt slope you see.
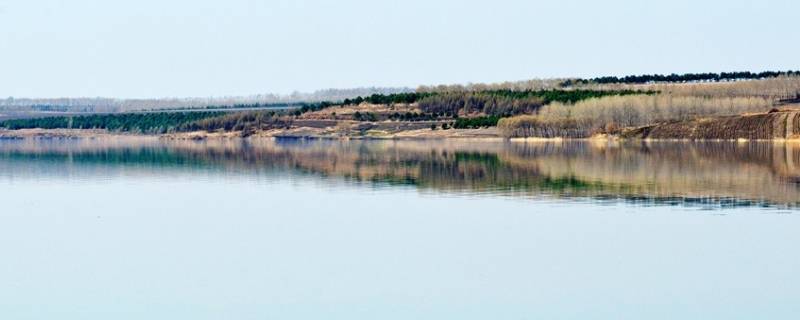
[624,110,800,140]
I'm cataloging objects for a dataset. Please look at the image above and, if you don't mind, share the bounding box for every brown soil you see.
[623,110,800,140]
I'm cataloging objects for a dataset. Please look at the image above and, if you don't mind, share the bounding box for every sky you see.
[0,0,798,98]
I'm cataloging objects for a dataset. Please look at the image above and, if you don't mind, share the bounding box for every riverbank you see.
[0,127,503,140]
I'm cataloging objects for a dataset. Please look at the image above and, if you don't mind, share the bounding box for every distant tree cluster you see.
[453,116,501,129]
[564,70,800,86]
[0,112,225,133]
[342,93,436,106]
[0,100,338,134]
[352,111,378,121]
[27,105,71,112]
[418,92,543,116]
[1,87,413,113]
[416,90,647,117]
[178,110,288,133]
[183,102,336,131]
[417,79,567,93]
[639,76,800,99]
[166,102,297,112]
[294,101,334,116]
[387,112,442,122]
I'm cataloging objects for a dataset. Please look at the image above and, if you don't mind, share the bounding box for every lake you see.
[1,138,798,319]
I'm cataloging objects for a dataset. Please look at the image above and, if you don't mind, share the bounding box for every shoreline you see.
[3,128,800,143]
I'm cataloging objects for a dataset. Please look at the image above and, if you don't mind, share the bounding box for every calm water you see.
[1,138,799,319]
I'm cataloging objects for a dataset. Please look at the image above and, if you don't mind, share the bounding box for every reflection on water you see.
[1,138,799,209]
[2,138,800,319]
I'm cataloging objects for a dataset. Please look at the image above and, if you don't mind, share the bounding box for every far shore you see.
[3,71,800,144]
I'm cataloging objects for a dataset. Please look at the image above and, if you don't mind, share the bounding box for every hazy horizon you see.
[2,0,799,99]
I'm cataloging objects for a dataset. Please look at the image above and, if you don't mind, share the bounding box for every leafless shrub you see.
[417,79,567,93]
[418,93,544,116]
[582,76,800,99]
[499,94,775,138]
[180,111,287,132]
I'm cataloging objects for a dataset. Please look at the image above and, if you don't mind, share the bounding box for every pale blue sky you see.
[1,0,798,98]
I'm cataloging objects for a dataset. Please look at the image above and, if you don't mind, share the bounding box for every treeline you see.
[386,112,443,121]
[179,102,340,132]
[0,100,337,134]
[1,87,412,113]
[178,110,288,133]
[27,105,71,112]
[453,116,500,129]
[418,93,543,116]
[498,116,586,138]
[0,112,226,133]
[158,102,302,112]
[180,102,341,132]
[566,70,800,85]
[417,90,650,117]
[353,111,378,121]
[342,92,436,105]
[639,76,800,99]
[417,79,565,93]
[343,89,649,109]
[294,101,335,116]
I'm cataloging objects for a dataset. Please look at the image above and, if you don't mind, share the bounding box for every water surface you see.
[1,138,798,319]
